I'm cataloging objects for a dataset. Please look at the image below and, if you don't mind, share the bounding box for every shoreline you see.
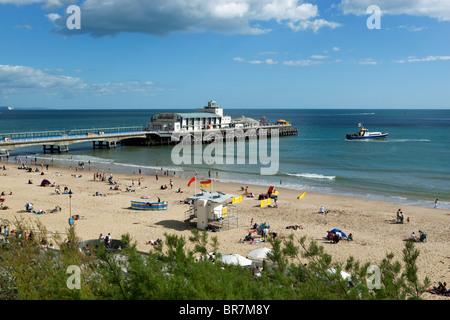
[0,159,449,299]
[4,151,449,211]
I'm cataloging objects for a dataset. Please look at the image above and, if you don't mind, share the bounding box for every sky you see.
[0,0,449,110]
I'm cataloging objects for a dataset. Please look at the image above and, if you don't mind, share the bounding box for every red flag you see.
[188,177,196,187]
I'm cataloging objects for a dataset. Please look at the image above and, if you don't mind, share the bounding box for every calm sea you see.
[1,108,449,209]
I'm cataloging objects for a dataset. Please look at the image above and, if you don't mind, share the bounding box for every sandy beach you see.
[0,159,449,300]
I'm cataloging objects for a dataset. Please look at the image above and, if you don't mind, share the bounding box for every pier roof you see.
[177,112,222,118]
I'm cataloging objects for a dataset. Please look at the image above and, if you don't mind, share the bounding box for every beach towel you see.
[427,288,450,296]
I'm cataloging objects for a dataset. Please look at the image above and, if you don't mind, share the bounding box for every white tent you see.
[219,254,252,266]
[326,268,352,281]
[248,247,273,259]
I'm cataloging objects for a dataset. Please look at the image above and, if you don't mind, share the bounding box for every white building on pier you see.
[146,100,232,132]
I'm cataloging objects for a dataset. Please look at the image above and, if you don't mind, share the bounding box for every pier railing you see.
[0,126,144,143]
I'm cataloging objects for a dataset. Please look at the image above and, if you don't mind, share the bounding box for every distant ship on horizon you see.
[0,106,14,111]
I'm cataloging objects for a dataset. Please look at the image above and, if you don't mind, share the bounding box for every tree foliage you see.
[0,221,430,300]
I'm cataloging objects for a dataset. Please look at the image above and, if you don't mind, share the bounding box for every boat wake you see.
[380,139,431,143]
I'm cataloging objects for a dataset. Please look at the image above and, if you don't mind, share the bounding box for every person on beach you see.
[396,209,403,223]
[435,199,438,208]
[105,233,112,248]
[418,230,427,242]
[319,205,325,214]
[398,210,404,223]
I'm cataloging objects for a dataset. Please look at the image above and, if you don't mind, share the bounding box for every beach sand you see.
[0,160,449,300]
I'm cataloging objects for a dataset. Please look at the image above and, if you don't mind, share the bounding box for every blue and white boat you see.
[346,124,388,140]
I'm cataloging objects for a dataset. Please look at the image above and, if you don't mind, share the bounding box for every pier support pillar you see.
[93,140,117,149]
[43,145,69,154]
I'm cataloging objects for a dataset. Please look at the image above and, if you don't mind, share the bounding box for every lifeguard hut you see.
[186,190,239,230]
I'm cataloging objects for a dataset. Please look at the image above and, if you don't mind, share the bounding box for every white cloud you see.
[0,64,158,97]
[0,0,77,9]
[311,55,329,59]
[213,2,250,19]
[260,0,318,21]
[258,51,277,55]
[283,57,343,66]
[14,24,33,30]
[33,0,342,37]
[333,46,340,51]
[45,13,61,22]
[398,25,427,32]
[283,59,322,66]
[233,57,278,65]
[339,0,450,21]
[287,19,341,33]
[393,56,450,63]
[358,58,377,65]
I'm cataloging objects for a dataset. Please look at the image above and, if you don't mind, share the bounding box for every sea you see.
[1,108,449,209]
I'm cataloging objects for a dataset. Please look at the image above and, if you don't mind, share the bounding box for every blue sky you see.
[0,0,449,109]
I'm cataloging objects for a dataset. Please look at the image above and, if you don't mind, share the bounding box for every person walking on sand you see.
[435,199,438,208]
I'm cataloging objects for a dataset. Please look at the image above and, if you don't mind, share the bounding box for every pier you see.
[0,124,298,155]
[122,124,298,146]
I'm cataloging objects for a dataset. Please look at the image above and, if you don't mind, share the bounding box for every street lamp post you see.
[68,190,73,226]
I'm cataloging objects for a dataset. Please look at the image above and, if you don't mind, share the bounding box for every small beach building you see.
[187,190,238,230]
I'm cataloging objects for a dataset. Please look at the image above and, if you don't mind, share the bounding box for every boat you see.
[346,124,388,140]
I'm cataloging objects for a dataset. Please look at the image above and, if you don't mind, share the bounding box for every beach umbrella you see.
[248,247,273,259]
[219,254,252,266]
[329,228,347,238]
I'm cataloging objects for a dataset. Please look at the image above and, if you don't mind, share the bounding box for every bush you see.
[0,221,430,300]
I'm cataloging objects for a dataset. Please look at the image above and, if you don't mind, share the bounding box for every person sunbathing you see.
[146,239,162,245]
[50,206,61,213]
[432,282,447,294]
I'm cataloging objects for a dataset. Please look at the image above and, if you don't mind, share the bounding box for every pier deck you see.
[0,124,298,155]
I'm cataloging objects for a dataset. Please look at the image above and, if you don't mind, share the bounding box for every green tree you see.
[0,221,430,300]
